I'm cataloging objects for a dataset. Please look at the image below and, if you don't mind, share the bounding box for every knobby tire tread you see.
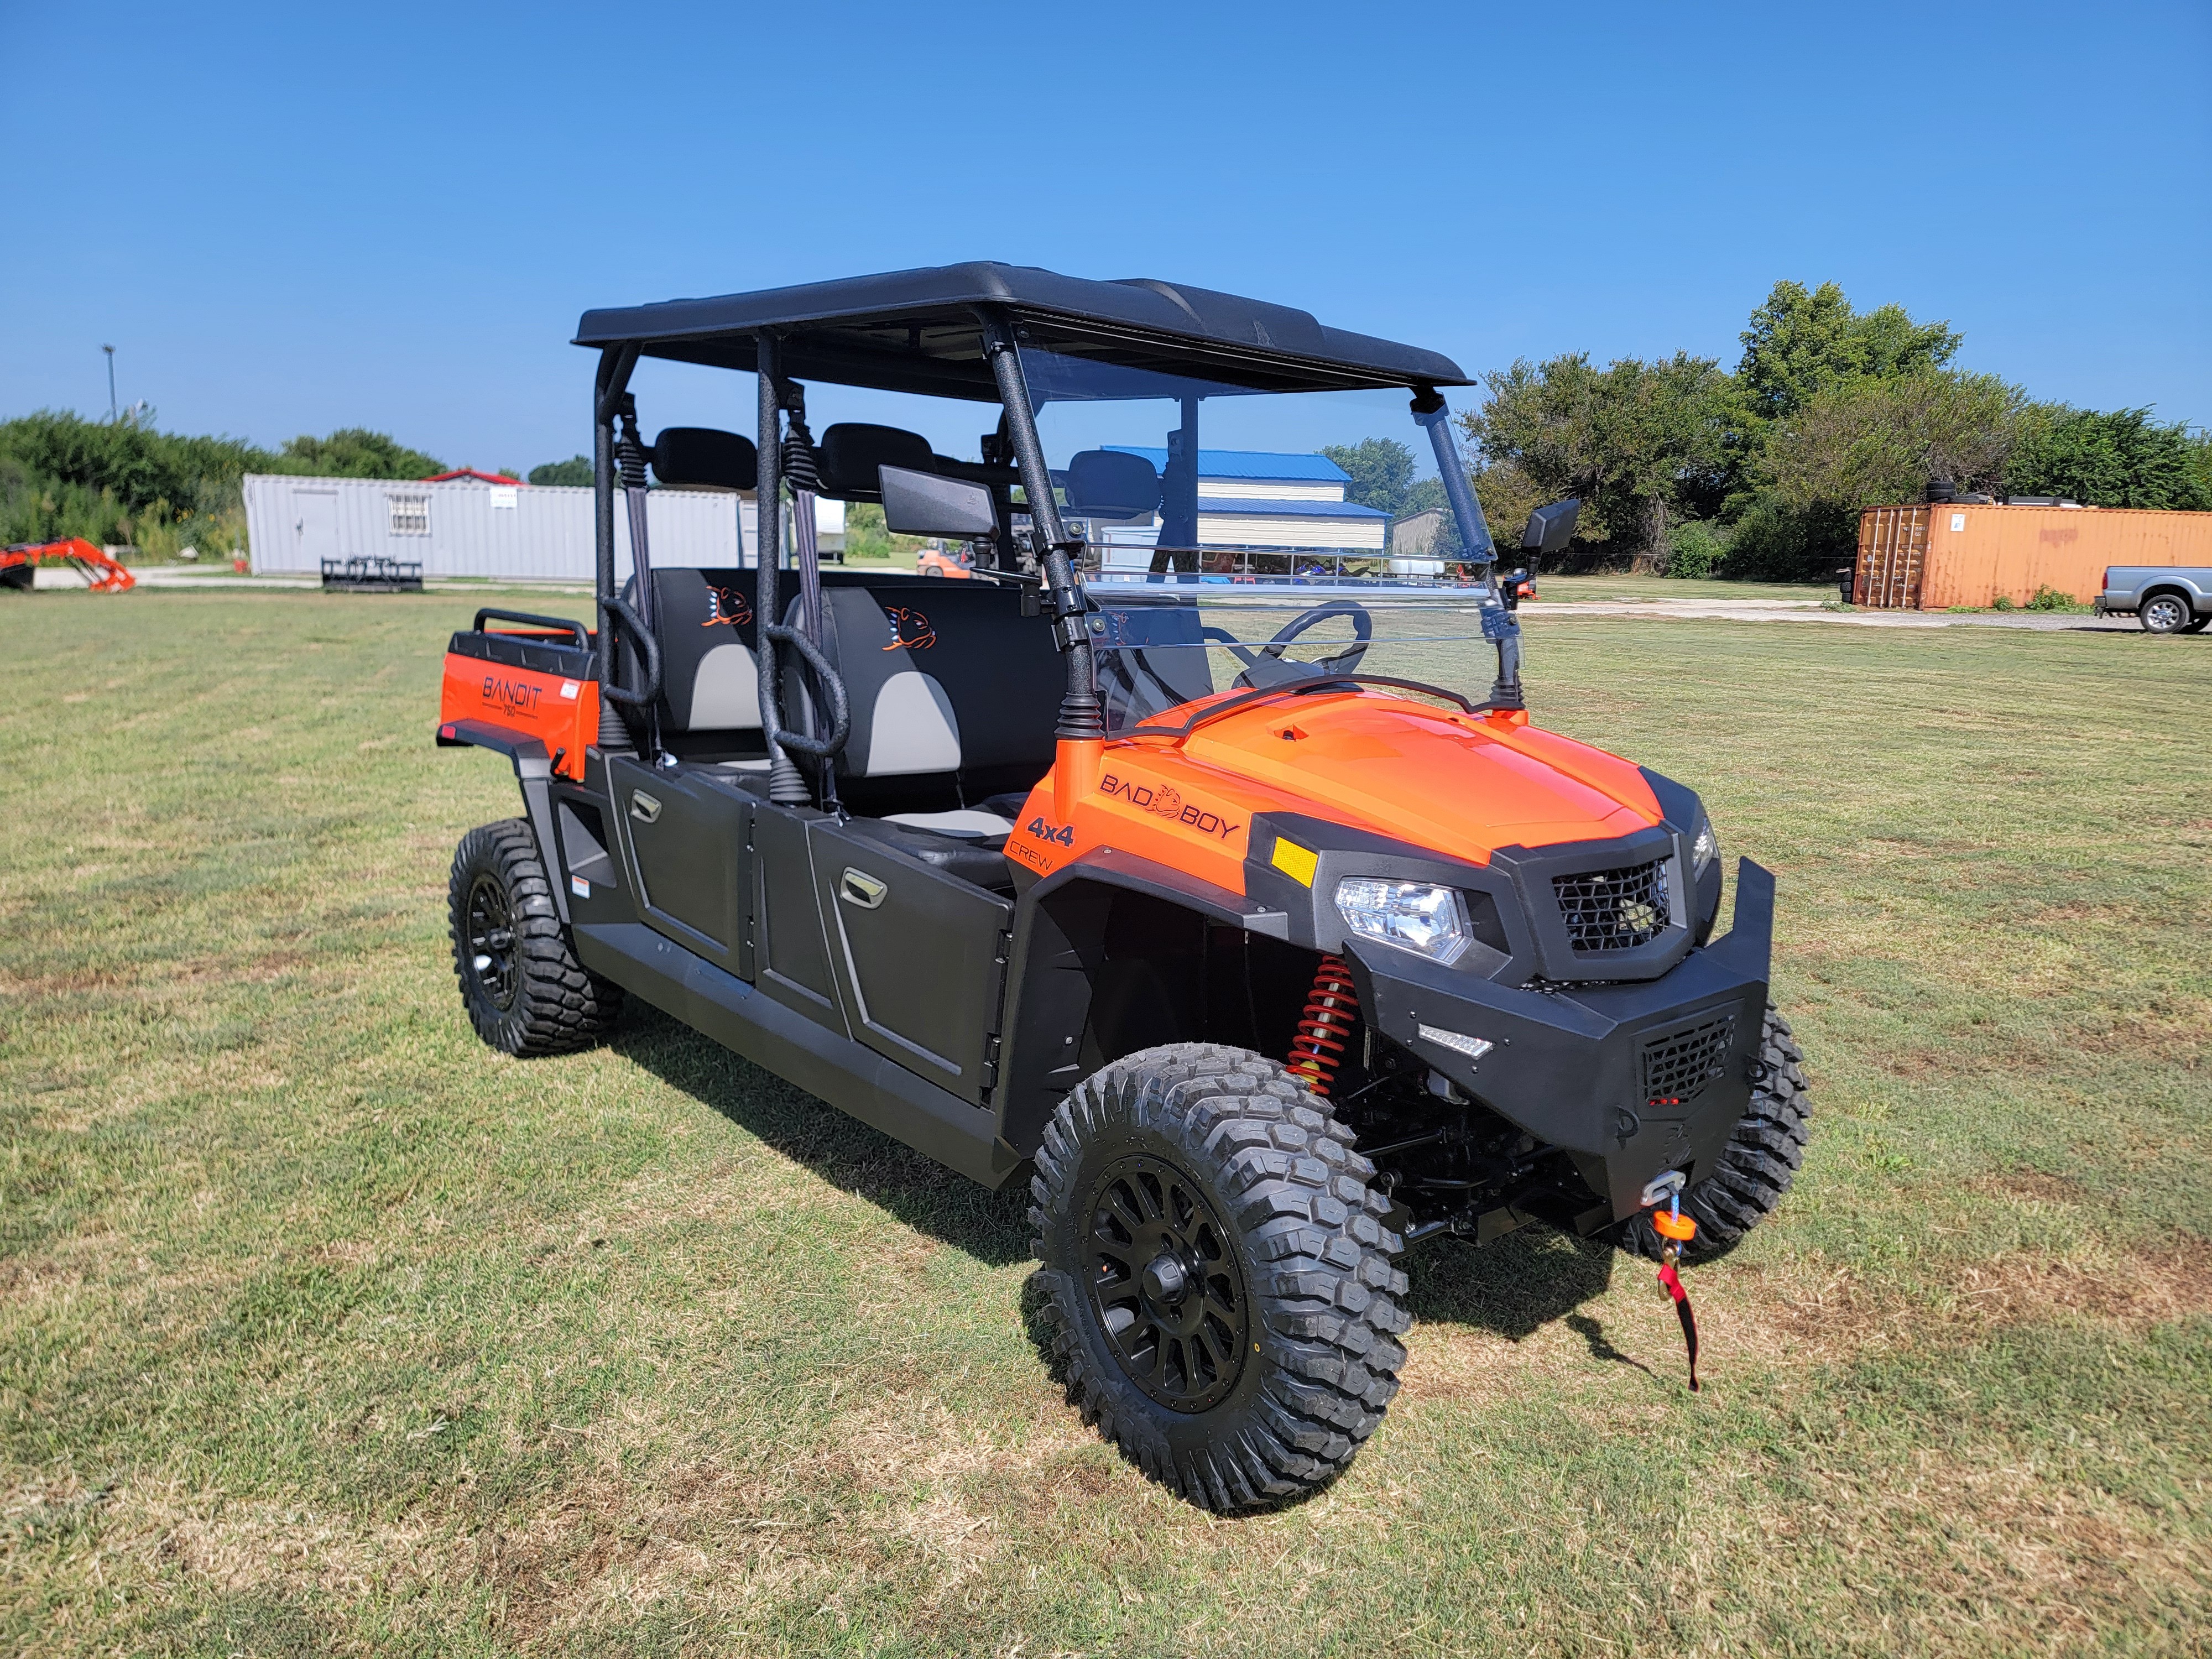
[1627,1002,1809,1262]
[1029,1043,1408,1513]
[449,819,621,1056]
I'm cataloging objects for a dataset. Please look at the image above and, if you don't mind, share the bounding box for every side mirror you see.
[1521,498,1580,556]
[880,466,997,541]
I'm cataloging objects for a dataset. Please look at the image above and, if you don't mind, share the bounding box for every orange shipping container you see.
[1854,504,2212,609]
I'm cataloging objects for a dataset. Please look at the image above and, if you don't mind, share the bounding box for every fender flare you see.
[434,719,568,926]
[993,849,1290,1157]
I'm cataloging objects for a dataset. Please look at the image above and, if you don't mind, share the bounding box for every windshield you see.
[1015,344,1506,734]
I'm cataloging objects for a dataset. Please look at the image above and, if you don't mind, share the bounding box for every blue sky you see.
[3,0,2205,472]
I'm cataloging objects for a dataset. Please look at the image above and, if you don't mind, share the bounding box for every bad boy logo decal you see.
[1099,773,1242,840]
[703,586,754,628]
[882,606,935,651]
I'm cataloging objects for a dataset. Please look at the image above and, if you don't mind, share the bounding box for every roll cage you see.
[577,262,1528,805]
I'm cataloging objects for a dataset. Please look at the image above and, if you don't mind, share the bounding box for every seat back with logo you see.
[644,567,764,759]
[787,581,1062,811]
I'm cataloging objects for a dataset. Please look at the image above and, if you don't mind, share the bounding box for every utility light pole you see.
[102,345,117,421]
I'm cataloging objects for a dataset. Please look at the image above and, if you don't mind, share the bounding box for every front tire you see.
[2139,593,2194,634]
[1029,1044,1407,1512]
[448,820,621,1056]
[1625,1003,1810,1262]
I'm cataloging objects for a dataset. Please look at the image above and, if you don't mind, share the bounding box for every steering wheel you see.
[1261,600,1372,669]
[1224,600,1374,691]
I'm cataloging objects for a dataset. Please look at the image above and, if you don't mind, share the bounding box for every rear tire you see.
[1625,1003,1809,1263]
[2139,592,2194,634]
[448,820,621,1056]
[1029,1044,1408,1512]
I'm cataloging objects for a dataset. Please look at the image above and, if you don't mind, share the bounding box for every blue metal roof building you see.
[1103,447,1353,484]
[1076,447,1389,575]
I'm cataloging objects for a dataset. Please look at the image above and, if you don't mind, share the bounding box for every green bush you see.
[1720,493,1856,582]
[1992,593,2016,611]
[0,411,439,557]
[1662,520,1724,578]
[2024,585,2077,612]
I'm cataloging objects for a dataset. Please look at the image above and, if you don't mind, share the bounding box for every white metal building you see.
[1083,448,1388,575]
[242,473,844,581]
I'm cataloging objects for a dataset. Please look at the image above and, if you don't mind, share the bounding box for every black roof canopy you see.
[573,262,1470,402]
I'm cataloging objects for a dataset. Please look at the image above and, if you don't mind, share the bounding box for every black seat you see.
[641,567,766,761]
[781,581,1062,888]
[1063,448,1160,520]
[789,582,1062,813]
[815,424,935,501]
[651,427,757,492]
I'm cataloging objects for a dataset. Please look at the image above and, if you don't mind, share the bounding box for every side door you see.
[293,490,338,566]
[607,757,752,977]
[749,800,846,1031]
[809,822,1013,1105]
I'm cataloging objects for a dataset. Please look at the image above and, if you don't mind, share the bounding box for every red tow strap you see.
[1656,1258,1700,1392]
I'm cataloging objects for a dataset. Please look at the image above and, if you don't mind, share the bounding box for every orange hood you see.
[1173,690,1660,864]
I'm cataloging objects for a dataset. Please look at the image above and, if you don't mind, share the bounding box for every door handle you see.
[630,791,662,824]
[839,868,887,909]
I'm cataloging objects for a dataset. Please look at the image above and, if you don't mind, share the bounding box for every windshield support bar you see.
[1413,388,1524,711]
[977,309,1105,743]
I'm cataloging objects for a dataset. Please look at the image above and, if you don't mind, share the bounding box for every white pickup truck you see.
[2096,567,2212,634]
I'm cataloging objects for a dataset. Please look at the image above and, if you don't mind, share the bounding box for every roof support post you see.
[1413,388,1523,711]
[593,342,640,749]
[756,333,811,806]
[977,310,1104,747]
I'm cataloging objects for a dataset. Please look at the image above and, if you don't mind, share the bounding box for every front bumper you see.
[1348,859,1776,1220]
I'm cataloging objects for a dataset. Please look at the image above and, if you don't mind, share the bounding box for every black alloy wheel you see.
[2140,593,2194,634]
[448,820,622,1056]
[1084,1152,1249,1412]
[1031,1043,1408,1512]
[463,871,519,1014]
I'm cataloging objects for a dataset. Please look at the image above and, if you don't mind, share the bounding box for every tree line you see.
[0,413,458,559]
[11,284,2205,580]
[1332,280,2211,581]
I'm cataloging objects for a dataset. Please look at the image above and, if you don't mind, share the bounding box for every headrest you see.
[1065,450,1161,520]
[816,424,934,500]
[653,427,757,492]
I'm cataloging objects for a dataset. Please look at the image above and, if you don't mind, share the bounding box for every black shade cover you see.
[575,262,1469,401]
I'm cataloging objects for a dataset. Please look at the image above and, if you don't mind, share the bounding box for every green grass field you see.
[2,589,2206,1657]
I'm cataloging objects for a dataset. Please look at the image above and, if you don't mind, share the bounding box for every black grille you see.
[1552,858,1671,952]
[1641,1012,1737,1107]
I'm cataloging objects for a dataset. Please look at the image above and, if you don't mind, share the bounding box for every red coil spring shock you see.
[1286,954,1357,1097]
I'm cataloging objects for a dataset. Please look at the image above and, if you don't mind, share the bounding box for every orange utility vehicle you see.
[436,265,1808,1509]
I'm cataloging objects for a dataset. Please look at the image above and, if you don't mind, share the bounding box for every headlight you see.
[1690,813,1718,877]
[1334,879,1473,965]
